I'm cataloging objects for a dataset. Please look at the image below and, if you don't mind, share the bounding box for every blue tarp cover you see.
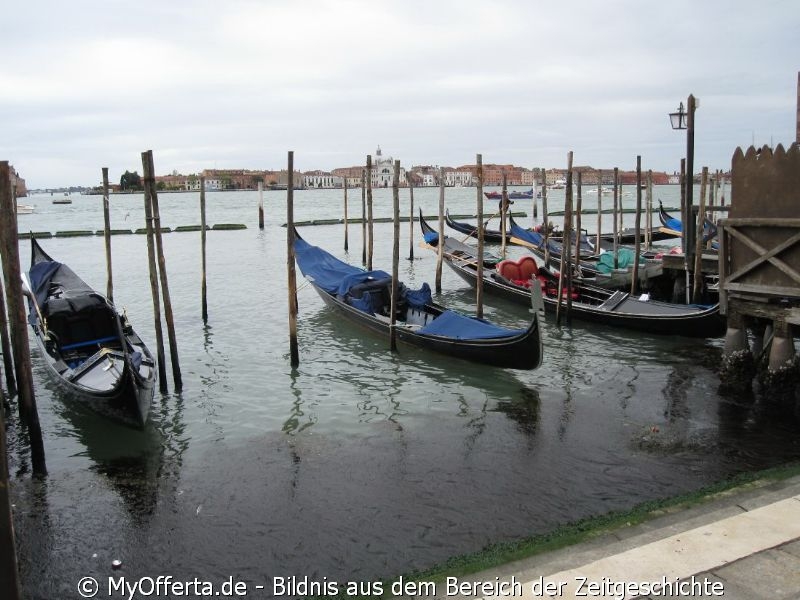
[29,260,63,309]
[295,235,525,339]
[295,235,431,310]
[405,282,431,308]
[294,235,390,294]
[418,310,525,339]
[510,221,562,254]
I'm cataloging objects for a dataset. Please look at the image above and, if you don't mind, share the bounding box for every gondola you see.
[484,189,535,200]
[445,208,508,242]
[23,238,156,427]
[445,209,596,256]
[292,229,543,370]
[420,214,725,338]
[508,214,597,261]
[509,215,666,288]
[658,200,718,243]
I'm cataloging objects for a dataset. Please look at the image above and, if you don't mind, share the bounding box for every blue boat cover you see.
[665,215,682,231]
[295,235,432,309]
[29,260,63,309]
[28,259,104,319]
[418,310,525,339]
[510,221,562,254]
[663,215,718,243]
[295,234,526,339]
[295,235,389,294]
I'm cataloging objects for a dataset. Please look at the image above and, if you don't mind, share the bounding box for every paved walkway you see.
[440,476,800,599]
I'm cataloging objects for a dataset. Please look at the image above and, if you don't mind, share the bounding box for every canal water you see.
[7,185,800,599]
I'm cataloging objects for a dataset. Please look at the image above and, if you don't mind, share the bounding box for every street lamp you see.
[669,102,688,130]
[669,94,697,301]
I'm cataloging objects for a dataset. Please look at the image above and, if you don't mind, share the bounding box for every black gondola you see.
[484,189,534,200]
[23,238,157,427]
[445,209,597,257]
[293,229,543,370]
[445,208,508,242]
[420,213,725,338]
[658,200,718,243]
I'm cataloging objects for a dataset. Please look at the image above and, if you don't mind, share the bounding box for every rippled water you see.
[7,186,800,599]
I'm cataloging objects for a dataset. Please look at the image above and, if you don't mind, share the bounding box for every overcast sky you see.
[2,0,798,189]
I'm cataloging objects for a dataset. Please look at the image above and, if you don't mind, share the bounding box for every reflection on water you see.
[7,192,800,598]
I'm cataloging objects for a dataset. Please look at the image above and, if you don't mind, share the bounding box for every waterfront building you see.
[370,146,407,187]
[303,170,343,188]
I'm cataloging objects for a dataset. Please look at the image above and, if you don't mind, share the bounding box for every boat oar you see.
[530,277,545,320]
[20,272,47,336]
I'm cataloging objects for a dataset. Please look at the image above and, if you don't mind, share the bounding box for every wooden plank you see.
[722,218,800,227]
[725,282,800,297]
[724,226,800,286]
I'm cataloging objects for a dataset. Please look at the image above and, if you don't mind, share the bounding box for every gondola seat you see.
[541,276,580,300]
[496,256,539,288]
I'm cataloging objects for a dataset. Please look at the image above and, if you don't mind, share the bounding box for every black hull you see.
[445,209,508,243]
[445,259,723,337]
[33,331,155,427]
[27,238,157,427]
[599,228,678,246]
[420,213,723,338]
[310,283,542,370]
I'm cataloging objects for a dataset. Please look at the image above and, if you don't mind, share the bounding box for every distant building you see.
[370,146,407,187]
[10,166,27,197]
[331,166,365,188]
[303,170,343,188]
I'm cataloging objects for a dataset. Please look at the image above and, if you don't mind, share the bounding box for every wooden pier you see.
[718,143,800,385]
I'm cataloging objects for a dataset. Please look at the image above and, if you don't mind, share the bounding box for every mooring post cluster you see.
[141,150,182,392]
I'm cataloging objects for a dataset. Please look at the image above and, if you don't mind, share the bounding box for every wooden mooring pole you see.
[692,166,708,303]
[258,180,264,230]
[556,152,574,326]
[102,167,114,302]
[0,391,22,600]
[142,150,182,391]
[574,170,582,274]
[286,151,300,367]
[612,167,619,269]
[407,178,414,261]
[141,157,168,392]
[0,273,16,397]
[500,174,508,259]
[0,161,46,475]
[343,179,349,252]
[366,155,374,271]
[390,161,400,352]
[631,156,642,296]
[475,154,484,319]
[596,170,602,253]
[646,169,653,250]
[435,167,444,293]
[200,176,208,323]
[361,169,367,266]
[541,169,550,266]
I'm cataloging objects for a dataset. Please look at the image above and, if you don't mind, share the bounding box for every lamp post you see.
[670,94,697,297]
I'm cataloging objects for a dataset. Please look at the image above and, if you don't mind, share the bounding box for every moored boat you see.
[293,229,543,370]
[420,214,724,337]
[23,238,157,426]
[445,208,509,243]
[658,200,718,243]
[484,189,535,200]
